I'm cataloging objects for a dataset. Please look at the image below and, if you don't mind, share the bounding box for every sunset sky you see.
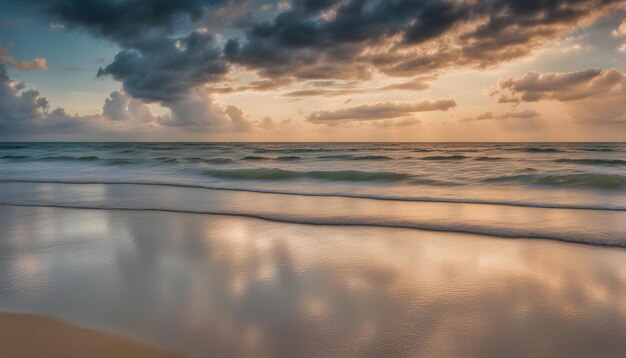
[1,0,626,141]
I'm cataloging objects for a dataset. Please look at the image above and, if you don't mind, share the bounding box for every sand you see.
[0,313,177,358]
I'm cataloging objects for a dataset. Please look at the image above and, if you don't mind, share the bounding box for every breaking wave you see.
[485,173,626,189]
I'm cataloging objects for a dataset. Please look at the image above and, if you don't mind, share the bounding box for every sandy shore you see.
[0,197,625,357]
[0,313,177,358]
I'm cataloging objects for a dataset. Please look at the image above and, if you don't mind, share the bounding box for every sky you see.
[1,0,626,141]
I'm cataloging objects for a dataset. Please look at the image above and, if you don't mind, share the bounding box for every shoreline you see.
[3,202,626,249]
[0,312,177,358]
[1,181,625,248]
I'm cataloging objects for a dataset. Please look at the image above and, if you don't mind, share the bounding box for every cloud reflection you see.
[0,205,625,357]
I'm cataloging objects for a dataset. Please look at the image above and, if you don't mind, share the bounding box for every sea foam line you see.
[0,179,625,211]
[1,202,624,248]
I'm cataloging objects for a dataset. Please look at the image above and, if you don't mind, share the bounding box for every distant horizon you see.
[2,141,626,144]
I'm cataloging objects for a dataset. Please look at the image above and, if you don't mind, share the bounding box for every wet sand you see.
[0,313,177,358]
[0,203,625,357]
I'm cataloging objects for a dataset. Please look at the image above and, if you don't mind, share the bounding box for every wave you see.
[474,156,507,161]
[421,155,468,160]
[522,147,563,153]
[1,155,28,160]
[581,148,615,152]
[242,156,269,161]
[156,157,179,163]
[185,157,233,164]
[3,155,147,165]
[203,168,411,182]
[104,158,143,165]
[43,155,100,161]
[554,159,626,166]
[318,155,392,161]
[0,145,26,149]
[1,202,624,248]
[276,156,301,161]
[485,173,626,189]
[1,179,624,211]
[253,148,337,154]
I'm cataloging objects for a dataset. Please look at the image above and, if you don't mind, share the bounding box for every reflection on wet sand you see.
[0,205,625,357]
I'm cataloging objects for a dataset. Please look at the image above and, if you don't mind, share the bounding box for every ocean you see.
[1,142,625,246]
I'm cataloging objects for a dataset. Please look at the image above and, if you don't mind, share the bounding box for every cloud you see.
[157,88,251,131]
[102,91,155,122]
[27,0,235,127]
[613,20,626,37]
[97,29,229,102]
[378,77,433,91]
[224,103,252,131]
[307,98,456,123]
[284,76,433,98]
[258,116,276,129]
[492,68,626,102]
[26,0,224,47]
[0,64,251,139]
[0,64,92,135]
[371,118,422,128]
[27,0,230,91]
[459,109,541,122]
[491,68,626,125]
[17,0,626,137]
[25,0,625,90]
[208,77,294,94]
[226,0,621,80]
[256,116,292,129]
[48,22,66,31]
[0,47,47,71]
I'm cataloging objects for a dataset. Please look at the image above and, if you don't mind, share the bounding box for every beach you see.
[1,143,625,356]
[0,313,176,358]
[1,194,626,357]
[4,0,626,354]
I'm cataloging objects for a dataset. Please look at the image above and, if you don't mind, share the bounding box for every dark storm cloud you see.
[97,29,228,102]
[307,99,456,123]
[493,68,626,102]
[25,0,226,48]
[26,0,625,90]
[25,0,232,115]
[22,0,265,128]
[226,0,623,79]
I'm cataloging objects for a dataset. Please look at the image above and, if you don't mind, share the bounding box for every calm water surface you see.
[0,205,625,357]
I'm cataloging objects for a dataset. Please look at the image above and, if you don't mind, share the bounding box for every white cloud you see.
[49,23,66,31]
[0,47,47,71]
[612,20,626,37]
